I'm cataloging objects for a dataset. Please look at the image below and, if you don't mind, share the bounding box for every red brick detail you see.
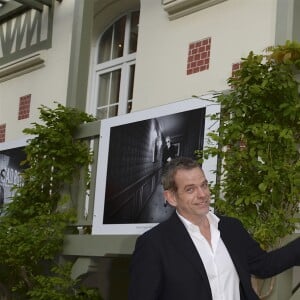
[0,124,6,143]
[187,37,211,75]
[232,62,241,77]
[18,94,31,120]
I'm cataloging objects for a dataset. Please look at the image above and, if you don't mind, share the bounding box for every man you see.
[162,136,177,165]
[128,157,300,300]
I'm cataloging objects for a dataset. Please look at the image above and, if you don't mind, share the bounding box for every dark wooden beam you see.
[13,0,44,11]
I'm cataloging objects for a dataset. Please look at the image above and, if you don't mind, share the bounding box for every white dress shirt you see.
[177,211,240,300]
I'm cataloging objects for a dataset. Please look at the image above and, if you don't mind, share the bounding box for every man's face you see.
[165,167,211,223]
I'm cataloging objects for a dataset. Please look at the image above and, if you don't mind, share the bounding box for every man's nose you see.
[196,186,206,197]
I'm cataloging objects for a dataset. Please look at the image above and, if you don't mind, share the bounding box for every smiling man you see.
[128,157,300,300]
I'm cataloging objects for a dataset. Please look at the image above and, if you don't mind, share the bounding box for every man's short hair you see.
[161,157,202,192]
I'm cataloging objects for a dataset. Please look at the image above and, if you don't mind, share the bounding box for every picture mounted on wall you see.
[92,97,220,235]
[0,138,28,215]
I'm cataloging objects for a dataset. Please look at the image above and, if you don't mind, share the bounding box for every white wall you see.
[1,0,280,140]
[0,0,75,141]
[133,0,277,111]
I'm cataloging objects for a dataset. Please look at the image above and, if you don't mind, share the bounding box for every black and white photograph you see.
[0,138,28,213]
[92,98,220,235]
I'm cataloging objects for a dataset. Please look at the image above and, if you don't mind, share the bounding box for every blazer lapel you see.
[219,220,243,269]
[219,217,259,300]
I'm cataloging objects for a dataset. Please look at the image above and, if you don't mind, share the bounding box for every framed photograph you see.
[0,137,28,213]
[92,97,220,235]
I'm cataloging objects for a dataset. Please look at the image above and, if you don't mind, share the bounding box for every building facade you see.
[0,0,299,299]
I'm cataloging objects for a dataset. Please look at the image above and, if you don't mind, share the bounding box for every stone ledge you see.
[63,234,138,256]
[162,0,227,20]
[0,52,46,82]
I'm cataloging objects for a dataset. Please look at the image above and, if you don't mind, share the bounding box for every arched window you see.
[93,11,139,119]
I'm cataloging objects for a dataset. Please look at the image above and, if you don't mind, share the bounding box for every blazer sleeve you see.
[220,216,300,279]
[228,218,300,278]
[247,236,300,278]
[128,233,163,300]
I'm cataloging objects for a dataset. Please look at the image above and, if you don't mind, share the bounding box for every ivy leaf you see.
[258,183,267,192]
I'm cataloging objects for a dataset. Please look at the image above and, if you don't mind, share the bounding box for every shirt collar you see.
[176,210,220,232]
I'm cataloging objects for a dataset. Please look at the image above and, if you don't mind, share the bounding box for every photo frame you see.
[92,97,220,235]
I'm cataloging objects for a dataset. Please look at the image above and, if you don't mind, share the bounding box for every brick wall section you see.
[18,94,31,120]
[232,62,241,77]
[187,37,211,75]
[0,124,6,143]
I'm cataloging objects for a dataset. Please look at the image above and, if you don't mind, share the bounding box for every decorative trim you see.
[0,52,45,82]
[187,37,211,75]
[0,2,54,65]
[0,0,55,24]
[232,62,241,77]
[0,124,6,143]
[161,0,176,4]
[162,0,227,20]
[18,94,32,120]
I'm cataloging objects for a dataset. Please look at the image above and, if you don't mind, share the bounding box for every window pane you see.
[97,107,108,120]
[98,69,121,108]
[110,69,121,104]
[98,26,113,63]
[127,101,132,113]
[127,64,135,101]
[109,105,118,118]
[112,16,126,60]
[98,73,110,107]
[129,11,139,54]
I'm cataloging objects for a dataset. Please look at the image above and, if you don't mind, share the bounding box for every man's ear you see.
[164,190,177,207]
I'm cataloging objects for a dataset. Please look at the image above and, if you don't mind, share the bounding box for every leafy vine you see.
[0,103,100,299]
[199,41,300,250]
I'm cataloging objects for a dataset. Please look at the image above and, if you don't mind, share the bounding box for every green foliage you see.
[27,262,102,300]
[0,103,100,298]
[8,103,95,221]
[266,40,300,67]
[199,41,300,250]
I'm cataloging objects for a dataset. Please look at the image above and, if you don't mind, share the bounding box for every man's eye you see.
[185,187,195,193]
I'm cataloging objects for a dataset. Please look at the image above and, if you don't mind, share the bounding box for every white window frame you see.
[88,11,138,119]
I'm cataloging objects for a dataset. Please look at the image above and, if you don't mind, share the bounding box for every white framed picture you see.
[92,97,220,235]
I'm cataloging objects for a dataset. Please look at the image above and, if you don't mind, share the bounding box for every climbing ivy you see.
[199,41,300,250]
[0,103,101,299]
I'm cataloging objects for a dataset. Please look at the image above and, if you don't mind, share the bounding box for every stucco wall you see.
[0,0,283,140]
[0,0,75,142]
[133,0,277,110]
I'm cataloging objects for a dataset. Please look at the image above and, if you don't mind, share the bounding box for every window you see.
[93,11,139,120]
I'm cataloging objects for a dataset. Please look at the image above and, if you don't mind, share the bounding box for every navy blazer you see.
[128,212,300,300]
